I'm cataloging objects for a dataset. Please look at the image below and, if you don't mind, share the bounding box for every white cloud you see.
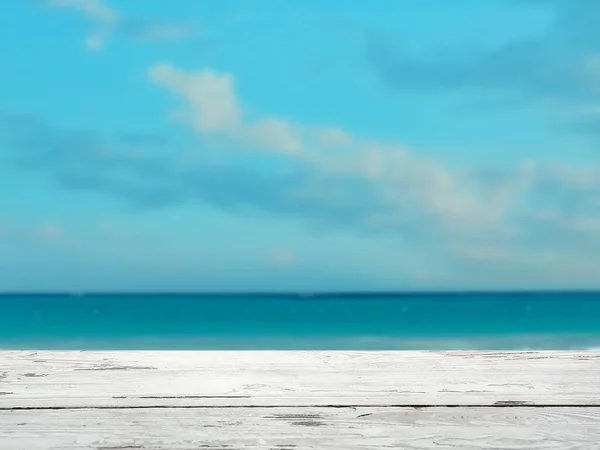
[150,64,240,132]
[149,63,303,155]
[47,0,194,50]
[240,118,303,154]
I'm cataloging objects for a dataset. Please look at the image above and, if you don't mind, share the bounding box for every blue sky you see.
[2,0,600,291]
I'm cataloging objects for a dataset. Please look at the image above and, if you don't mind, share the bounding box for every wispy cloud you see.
[1,58,576,254]
[47,0,119,50]
[148,63,538,234]
[122,20,195,43]
[5,38,600,285]
[1,104,519,240]
[46,0,195,50]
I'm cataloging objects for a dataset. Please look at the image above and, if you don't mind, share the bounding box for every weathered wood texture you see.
[1,351,600,449]
[0,351,599,407]
[2,407,600,450]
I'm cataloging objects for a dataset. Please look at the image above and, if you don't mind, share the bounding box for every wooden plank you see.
[1,407,600,450]
[1,351,599,407]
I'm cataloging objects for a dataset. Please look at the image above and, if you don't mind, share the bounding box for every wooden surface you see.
[2,407,600,450]
[1,351,600,449]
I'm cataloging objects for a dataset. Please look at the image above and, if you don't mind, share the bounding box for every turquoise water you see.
[1,292,600,350]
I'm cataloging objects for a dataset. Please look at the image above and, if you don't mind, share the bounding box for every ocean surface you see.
[1,292,600,350]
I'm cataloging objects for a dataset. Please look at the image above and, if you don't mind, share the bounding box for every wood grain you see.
[2,351,600,449]
[1,407,600,450]
[1,351,599,408]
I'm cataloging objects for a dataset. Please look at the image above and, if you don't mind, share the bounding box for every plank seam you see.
[2,404,600,411]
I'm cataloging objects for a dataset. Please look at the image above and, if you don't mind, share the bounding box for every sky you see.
[2,0,600,292]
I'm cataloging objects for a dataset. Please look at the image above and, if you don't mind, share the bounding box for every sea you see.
[1,291,600,350]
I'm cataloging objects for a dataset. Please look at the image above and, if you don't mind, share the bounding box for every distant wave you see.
[330,334,600,351]
[5,334,595,351]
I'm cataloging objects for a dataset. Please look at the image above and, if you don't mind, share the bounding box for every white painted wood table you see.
[1,351,599,449]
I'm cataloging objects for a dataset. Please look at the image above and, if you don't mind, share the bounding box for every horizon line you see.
[1,290,600,297]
